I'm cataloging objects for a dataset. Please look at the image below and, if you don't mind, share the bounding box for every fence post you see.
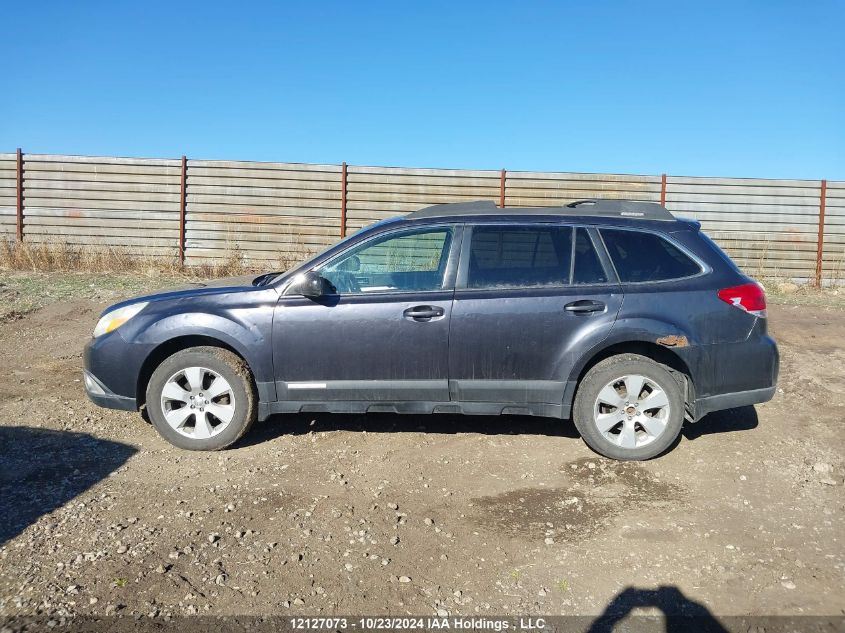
[340,162,348,238]
[499,169,507,208]
[660,173,667,206]
[815,179,827,287]
[16,148,23,241]
[179,155,187,263]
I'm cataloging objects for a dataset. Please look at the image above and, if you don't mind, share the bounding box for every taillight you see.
[717,283,767,317]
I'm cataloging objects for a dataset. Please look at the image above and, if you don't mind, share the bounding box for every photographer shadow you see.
[587,586,727,633]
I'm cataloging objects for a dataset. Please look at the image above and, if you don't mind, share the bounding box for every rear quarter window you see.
[698,231,742,273]
[600,228,701,282]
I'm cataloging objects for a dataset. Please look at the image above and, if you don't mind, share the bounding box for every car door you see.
[272,224,460,407]
[448,223,622,412]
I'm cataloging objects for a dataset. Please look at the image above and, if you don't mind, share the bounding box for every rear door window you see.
[467,225,572,288]
[572,228,608,284]
[600,228,701,282]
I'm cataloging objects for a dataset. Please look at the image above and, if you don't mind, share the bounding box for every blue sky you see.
[3,1,843,179]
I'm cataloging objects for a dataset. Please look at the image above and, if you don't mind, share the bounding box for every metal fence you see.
[1,150,842,284]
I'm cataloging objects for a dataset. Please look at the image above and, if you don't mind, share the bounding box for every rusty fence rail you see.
[0,150,842,285]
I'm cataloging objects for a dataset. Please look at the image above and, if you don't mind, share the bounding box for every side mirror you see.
[297,271,330,299]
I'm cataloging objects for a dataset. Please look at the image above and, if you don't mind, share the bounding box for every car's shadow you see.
[682,405,759,440]
[239,412,580,447]
[237,405,759,448]
[0,426,137,546]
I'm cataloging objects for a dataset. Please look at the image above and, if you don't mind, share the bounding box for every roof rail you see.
[564,199,674,221]
[412,200,498,216]
[407,199,675,221]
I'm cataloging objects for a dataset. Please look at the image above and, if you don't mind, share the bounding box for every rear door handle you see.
[403,305,445,321]
[564,300,605,314]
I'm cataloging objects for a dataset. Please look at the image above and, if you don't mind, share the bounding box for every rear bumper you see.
[691,334,779,420]
[83,370,136,412]
[694,385,776,420]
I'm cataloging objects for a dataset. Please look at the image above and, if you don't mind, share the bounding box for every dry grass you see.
[0,238,308,279]
[759,277,844,308]
[0,239,314,321]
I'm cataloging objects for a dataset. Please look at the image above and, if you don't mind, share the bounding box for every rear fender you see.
[563,317,698,409]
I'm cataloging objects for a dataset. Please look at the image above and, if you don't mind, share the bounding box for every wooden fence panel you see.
[346,166,501,233]
[184,159,341,265]
[665,176,822,279]
[823,181,845,282]
[3,152,841,284]
[21,154,182,256]
[505,171,662,207]
[0,153,17,236]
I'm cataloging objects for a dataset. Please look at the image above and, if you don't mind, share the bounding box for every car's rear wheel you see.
[573,353,684,460]
[146,347,256,451]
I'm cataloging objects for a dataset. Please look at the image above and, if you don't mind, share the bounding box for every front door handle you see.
[564,299,605,314]
[403,305,445,321]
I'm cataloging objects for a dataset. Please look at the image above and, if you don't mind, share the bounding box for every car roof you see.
[406,199,676,222]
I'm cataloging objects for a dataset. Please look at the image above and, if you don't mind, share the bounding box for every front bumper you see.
[83,332,150,412]
[83,370,136,411]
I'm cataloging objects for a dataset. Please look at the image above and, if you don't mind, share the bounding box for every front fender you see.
[129,310,274,385]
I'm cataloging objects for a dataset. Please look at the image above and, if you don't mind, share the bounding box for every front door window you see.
[320,228,453,294]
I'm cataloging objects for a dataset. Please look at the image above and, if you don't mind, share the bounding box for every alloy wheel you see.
[160,366,236,439]
[593,374,671,449]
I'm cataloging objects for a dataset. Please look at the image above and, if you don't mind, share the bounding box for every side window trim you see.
[597,226,710,285]
[455,223,474,290]
[589,227,621,284]
[441,224,464,290]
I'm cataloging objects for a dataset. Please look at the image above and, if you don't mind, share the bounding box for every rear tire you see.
[146,346,256,451]
[573,353,684,461]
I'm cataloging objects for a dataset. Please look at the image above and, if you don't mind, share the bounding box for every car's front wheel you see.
[573,353,685,460]
[146,346,256,450]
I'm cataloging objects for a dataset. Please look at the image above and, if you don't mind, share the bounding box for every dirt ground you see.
[0,274,842,623]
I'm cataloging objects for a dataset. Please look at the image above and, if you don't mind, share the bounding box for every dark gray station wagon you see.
[84,199,778,460]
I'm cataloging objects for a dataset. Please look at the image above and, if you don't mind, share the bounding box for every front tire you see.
[146,346,256,451]
[573,353,684,461]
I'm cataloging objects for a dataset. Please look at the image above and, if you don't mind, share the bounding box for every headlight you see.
[93,302,148,337]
